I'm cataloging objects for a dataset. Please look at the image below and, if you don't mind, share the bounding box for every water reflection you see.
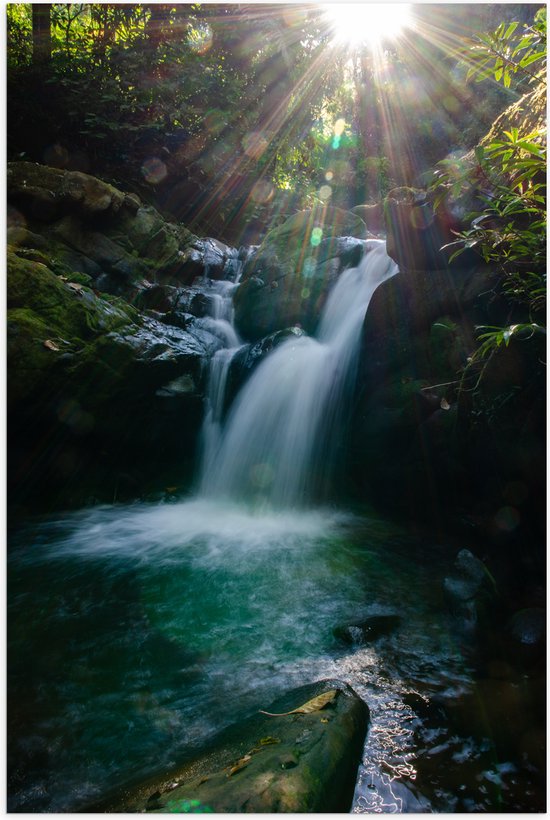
[7,502,545,812]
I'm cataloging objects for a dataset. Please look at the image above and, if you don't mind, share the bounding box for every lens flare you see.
[324,3,413,48]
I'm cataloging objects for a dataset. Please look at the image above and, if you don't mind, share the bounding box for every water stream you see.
[7,242,543,812]
[200,241,396,505]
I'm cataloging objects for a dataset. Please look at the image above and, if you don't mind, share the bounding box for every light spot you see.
[334,119,346,137]
[243,131,269,160]
[494,506,520,532]
[325,171,334,182]
[141,157,168,185]
[318,185,332,202]
[187,23,213,54]
[43,143,70,168]
[251,179,274,203]
[310,227,323,246]
[302,257,316,278]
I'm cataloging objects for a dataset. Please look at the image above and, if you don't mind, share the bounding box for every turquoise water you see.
[7,499,544,812]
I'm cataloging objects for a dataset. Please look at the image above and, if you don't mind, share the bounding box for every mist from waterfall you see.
[199,240,398,507]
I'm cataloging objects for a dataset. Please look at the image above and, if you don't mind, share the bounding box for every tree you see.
[32,3,52,65]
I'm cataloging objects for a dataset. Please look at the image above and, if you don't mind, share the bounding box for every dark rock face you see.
[6,250,218,510]
[225,326,307,410]
[6,162,251,510]
[384,186,462,271]
[349,251,545,537]
[233,206,369,341]
[90,680,369,814]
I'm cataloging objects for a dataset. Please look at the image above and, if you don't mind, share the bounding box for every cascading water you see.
[197,278,244,482]
[8,240,542,814]
[199,240,397,506]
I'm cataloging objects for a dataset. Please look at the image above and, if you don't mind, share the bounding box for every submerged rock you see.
[334,614,401,646]
[91,679,368,813]
[443,549,496,637]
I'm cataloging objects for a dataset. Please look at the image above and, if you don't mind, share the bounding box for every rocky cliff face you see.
[7,162,246,511]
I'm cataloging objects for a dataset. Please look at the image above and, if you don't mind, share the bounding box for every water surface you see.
[8,499,543,812]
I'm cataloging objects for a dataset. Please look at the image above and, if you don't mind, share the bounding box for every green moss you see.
[262,206,367,274]
[7,251,143,407]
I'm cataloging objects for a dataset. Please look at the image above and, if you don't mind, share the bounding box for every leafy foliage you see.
[7,2,531,240]
[430,8,546,382]
[463,6,546,88]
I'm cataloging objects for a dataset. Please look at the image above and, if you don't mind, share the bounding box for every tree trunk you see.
[32,3,52,65]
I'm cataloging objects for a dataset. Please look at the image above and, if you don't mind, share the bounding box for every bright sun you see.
[324,3,413,48]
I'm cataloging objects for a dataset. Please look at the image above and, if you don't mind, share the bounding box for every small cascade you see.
[199,240,398,507]
[198,275,244,482]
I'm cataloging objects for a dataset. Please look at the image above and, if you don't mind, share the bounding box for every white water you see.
[198,279,244,480]
[9,242,540,813]
[200,240,397,507]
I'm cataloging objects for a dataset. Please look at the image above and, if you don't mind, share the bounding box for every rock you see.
[89,679,369,813]
[226,326,307,408]
[506,608,546,669]
[7,161,125,220]
[7,162,203,294]
[350,202,384,233]
[384,186,461,271]
[443,549,495,636]
[7,251,213,508]
[234,206,368,340]
[509,608,546,647]
[334,615,401,646]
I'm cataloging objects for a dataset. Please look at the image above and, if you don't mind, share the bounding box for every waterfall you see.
[198,278,244,481]
[199,240,398,508]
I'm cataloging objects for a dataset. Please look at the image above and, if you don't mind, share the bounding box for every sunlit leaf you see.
[259,689,338,717]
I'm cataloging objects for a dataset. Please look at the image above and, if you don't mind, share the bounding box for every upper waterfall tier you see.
[199,240,398,507]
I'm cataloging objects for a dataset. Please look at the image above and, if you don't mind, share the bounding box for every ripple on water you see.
[7,501,544,812]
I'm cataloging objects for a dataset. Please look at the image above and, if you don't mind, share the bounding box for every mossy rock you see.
[263,206,368,271]
[234,207,368,340]
[7,251,138,406]
[87,680,369,814]
[7,161,127,220]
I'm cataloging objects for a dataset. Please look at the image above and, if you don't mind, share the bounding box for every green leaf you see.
[504,21,519,39]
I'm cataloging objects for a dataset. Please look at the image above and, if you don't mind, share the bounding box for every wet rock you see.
[506,608,546,669]
[234,206,368,340]
[350,202,384,234]
[384,186,461,271]
[334,614,401,646]
[7,251,211,507]
[90,679,369,814]
[443,549,495,636]
[226,326,307,406]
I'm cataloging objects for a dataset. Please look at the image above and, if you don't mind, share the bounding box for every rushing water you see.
[7,243,543,812]
[200,241,397,505]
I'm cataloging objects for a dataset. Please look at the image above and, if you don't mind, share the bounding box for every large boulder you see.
[7,250,221,510]
[7,162,241,297]
[233,206,369,340]
[90,680,369,813]
[384,186,462,271]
